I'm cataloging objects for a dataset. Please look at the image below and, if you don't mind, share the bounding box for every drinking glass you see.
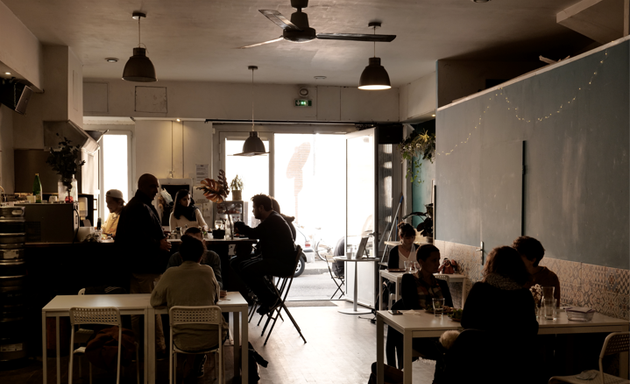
[404,261,411,273]
[432,298,445,318]
[542,286,555,320]
[214,220,224,230]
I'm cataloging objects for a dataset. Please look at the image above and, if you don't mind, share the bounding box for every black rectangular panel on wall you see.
[436,40,629,269]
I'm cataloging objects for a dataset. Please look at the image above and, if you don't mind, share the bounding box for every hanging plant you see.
[46,135,85,190]
[399,129,435,183]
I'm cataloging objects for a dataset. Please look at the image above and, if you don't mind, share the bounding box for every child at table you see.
[151,235,227,379]
[385,244,453,373]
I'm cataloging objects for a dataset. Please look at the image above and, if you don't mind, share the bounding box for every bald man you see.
[116,173,171,355]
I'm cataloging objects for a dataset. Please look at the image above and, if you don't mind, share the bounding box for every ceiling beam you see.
[557,0,624,44]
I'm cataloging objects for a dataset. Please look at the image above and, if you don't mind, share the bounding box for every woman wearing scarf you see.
[169,189,208,231]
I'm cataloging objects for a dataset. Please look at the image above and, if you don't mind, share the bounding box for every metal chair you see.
[68,307,130,384]
[549,332,630,384]
[259,246,307,345]
[325,254,345,300]
[169,305,224,384]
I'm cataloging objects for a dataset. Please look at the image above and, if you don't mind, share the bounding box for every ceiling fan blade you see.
[317,33,396,42]
[238,36,284,49]
[259,10,301,30]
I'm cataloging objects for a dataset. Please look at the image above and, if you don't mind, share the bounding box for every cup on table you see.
[432,298,445,318]
[49,196,58,203]
[26,195,36,203]
[404,261,411,273]
[542,286,555,320]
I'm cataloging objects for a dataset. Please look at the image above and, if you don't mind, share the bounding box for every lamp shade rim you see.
[358,56,391,90]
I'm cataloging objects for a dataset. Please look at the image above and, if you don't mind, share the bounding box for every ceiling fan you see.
[240,0,396,49]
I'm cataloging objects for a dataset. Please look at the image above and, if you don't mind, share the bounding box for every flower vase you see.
[232,190,242,201]
[58,175,78,203]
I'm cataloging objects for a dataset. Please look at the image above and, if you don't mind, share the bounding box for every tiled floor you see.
[0,301,436,384]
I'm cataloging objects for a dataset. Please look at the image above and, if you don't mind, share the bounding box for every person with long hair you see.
[387,223,418,269]
[169,189,207,231]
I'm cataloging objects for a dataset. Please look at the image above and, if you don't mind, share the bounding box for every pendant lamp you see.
[358,22,391,90]
[234,66,268,156]
[122,12,157,82]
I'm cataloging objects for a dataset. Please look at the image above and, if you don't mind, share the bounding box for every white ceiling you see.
[1,0,608,87]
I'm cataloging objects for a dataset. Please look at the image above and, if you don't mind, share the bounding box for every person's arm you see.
[195,209,208,229]
[387,246,398,269]
[150,271,169,307]
[461,283,484,329]
[400,274,422,310]
[438,279,454,307]
[169,212,176,231]
[204,251,223,289]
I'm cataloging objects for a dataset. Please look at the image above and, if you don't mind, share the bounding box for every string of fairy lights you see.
[435,50,609,157]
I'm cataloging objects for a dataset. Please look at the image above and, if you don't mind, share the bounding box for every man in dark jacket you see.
[233,194,296,315]
[116,173,171,354]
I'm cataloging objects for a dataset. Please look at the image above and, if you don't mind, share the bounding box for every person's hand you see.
[160,238,171,251]
[234,221,245,231]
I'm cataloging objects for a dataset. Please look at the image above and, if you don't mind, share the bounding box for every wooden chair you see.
[169,305,224,384]
[549,332,630,384]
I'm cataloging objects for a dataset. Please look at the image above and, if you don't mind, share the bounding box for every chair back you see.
[601,331,629,357]
[434,274,449,282]
[169,305,223,327]
[69,307,121,326]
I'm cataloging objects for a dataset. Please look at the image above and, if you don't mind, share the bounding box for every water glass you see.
[542,286,555,320]
[432,298,445,318]
[404,261,411,273]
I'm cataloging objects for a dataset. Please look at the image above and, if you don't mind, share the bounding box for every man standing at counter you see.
[233,194,296,315]
[116,173,171,356]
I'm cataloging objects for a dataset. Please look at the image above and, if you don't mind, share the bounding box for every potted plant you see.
[46,135,85,202]
[403,203,434,243]
[399,129,435,184]
[230,175,243,201]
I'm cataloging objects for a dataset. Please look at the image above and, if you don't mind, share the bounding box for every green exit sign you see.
[295,99,312,107]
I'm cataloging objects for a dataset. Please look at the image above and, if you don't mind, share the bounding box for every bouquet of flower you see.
[530,284,543,307]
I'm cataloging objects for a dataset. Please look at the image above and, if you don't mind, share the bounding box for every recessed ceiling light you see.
[471,0,490,2]
[432,114,436,117]
[314,76,327,80]
[105,58,119,63]
[4,72,11,75]
[176,119,181,122]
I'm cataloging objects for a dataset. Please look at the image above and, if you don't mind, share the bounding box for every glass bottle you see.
[33,173,43,203]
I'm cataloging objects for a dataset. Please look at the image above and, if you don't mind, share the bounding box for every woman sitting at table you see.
[151,235,226,379]
[102,189,125,238]
[386,244,453,371]
[169,189,208,231]
[448,246,538,384]
[387,223,418,269]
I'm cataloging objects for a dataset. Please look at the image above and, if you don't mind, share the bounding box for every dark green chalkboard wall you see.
[436,39,629,270]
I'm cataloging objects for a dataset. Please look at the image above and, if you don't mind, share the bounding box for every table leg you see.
[241,307,249,384]
[42,311,48,384]
[376,316,384,384]
[378,274,383,311]
[338,261,371,315]
[232,312,239,380]
[147,309,155,384]
[403,330,413,384]
[56,317,61,384]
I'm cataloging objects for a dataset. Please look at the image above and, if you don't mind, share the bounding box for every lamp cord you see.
[251,68,255,132]
[138,16,141,47]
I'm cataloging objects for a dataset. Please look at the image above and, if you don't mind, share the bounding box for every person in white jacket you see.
[169,189,207,231]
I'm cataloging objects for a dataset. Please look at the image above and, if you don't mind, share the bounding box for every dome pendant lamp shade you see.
[235,131,267,156]
[358,57,391,90]
[234,65,268,156]
[122,12,157,82]
[122,47,156,82]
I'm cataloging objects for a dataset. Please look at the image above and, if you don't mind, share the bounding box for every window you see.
[99,133,131,223]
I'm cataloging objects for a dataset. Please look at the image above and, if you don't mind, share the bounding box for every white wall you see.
[399,72,437,122]
[83,79,400,123]
[0,0,43,90]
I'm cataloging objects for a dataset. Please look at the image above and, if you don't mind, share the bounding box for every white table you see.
[334,256,379,315]
[42,294,151,384]
[378,270,467,310]
[149,291,249,384]
[375,310,630,384]
[42,292,249,384]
